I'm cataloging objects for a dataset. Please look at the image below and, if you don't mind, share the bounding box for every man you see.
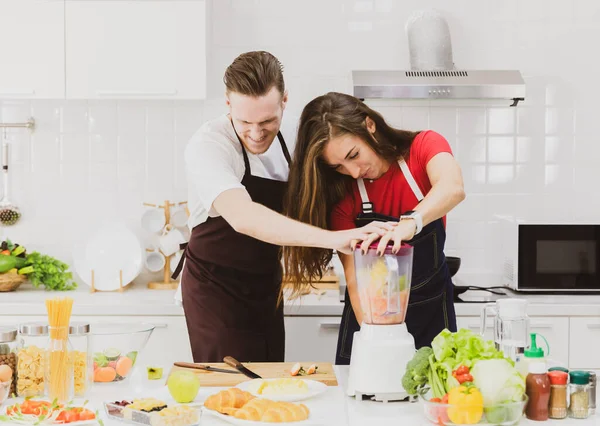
[173,51,391,362]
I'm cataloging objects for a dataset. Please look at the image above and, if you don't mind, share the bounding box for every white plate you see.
[203,407,316,426]
[73,221,143,291]
[236,379,327,402]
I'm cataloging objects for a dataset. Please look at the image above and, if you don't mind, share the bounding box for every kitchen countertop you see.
[3,282,600,317]
[14,365,598,426]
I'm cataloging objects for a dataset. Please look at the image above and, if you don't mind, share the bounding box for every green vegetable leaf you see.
[24,251,77,291]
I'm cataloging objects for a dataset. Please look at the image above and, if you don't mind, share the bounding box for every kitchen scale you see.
[346,243,416,403]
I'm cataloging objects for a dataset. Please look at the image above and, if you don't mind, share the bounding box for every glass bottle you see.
[569,370,591,419]
[17,322,48,397]
[0,326,18,398]
[69,322,92,397]
[45,326,74,403]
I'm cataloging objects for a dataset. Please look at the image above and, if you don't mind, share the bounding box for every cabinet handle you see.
[151,323,168,329]
[587,324,600,330]
[319,320,341,330]
[96,90,178,97]
[531,323,554,329]
[0,89,35,96]
[468,323,493,329]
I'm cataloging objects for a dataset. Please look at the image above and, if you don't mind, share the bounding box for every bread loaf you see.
[233,398,309,422]
[203,388,255,415]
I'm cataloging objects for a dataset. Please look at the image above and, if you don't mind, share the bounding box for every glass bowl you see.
[418,388,528,426]
[90,323,155,383]
[0,380,10,405]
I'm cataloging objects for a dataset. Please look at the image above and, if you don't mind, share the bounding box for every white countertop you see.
[11,365,597,426]
[3,282,600,317]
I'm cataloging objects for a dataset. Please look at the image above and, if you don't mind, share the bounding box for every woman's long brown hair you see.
[283,92,420,298]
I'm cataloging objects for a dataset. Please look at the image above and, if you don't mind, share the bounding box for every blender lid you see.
[366,242,412,254]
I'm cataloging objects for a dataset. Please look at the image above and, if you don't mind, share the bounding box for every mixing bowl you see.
[419,388,528,426]
[90,323,155,383]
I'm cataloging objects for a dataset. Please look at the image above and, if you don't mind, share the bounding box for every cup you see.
[170,204,188,228]
[141,207,165,233]
[158,225,187,257]
[145,248,165,272]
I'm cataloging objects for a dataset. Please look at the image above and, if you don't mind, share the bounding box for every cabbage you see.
[471,359,526,406]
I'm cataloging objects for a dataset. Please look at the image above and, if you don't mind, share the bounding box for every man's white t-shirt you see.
[185,113,298,230]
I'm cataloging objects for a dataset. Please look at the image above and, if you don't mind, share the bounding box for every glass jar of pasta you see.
[69,322,92,397]
[17,322,48,397]
[45,326,74,403]
[0,326,18,398]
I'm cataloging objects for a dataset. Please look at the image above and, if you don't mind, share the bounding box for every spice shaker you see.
[589,371,596,416]
[547,370,568,419]
[569,370,591,419]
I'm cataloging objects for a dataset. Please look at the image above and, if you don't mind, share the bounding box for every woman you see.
[283,92,465,365]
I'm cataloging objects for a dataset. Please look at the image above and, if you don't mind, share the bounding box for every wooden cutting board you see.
[167,362,338,387]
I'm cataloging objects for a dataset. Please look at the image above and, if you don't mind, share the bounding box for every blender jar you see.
[17,322,48,397]
[354,243,413,325]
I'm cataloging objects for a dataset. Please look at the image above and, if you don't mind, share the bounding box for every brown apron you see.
[173,123,291,363]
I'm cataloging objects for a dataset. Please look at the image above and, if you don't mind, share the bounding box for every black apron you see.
[172,123,291,363]
[335,159,457,365]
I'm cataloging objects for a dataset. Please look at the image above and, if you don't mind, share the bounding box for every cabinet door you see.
[570,317,600,369]
[66,0,206,99]
[0,0,64,98]
[284,317,341,364]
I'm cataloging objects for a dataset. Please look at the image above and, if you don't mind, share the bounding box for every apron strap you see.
[171,242,189,280]
[356,158,425,215]
[277,131,292,165]
[398,159,425,201]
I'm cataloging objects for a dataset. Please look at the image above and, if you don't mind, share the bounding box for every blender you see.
[346,242,416,403]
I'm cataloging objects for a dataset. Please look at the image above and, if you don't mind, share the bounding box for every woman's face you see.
[321,119,390,180]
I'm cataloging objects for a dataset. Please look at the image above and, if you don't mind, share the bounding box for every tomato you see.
[78,409,96,420]
[427,396,449,424]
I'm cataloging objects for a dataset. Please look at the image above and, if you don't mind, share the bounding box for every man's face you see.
[226,86,288,155]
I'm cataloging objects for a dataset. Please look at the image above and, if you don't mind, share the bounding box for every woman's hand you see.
[359,219,416,255]
[329,221,397,254]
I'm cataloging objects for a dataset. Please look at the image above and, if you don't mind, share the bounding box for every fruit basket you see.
[419,388,528,426]
[90,323,155,383]
[0,273,26,292]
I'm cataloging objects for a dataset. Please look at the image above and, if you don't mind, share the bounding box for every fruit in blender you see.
[167,371,201,403]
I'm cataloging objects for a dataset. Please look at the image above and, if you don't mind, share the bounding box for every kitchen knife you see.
[223,356,262,379]
[174,362,242,374]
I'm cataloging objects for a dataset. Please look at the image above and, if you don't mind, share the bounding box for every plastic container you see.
[516,333,550,378]
[69,322,92,397]
[525,362,550,421]
[569,370,591,419]
[547,370,568,419]
[0,326,18,398]
[419,388,528,425]
[353,243,413,325]
[17,322,48,397]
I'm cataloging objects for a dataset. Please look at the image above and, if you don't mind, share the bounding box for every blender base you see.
[346,323,416,403]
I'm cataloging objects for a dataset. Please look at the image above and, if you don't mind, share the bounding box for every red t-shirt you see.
[330,130,452,231]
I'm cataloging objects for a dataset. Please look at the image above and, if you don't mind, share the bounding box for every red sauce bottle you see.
[525,362,551,421]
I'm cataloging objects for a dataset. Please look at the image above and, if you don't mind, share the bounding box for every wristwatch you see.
[400,210,423,235]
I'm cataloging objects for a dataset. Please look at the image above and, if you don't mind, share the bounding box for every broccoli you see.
[401,346,434,395]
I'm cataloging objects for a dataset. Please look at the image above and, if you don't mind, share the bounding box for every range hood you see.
[352,69,526,106]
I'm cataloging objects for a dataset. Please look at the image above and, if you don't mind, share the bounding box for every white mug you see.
[159,225,186,257]
[170,204,188,228]
[141,207,165,233]
[145,248,165,272]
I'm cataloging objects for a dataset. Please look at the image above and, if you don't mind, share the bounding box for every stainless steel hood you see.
[352,69,526,106]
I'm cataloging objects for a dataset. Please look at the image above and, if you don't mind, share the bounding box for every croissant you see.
[204,388,255,415]
[262,401,310,423]
[233,399,310,423]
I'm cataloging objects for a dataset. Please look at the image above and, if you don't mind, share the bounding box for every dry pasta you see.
[17,345,45,396]
[72,351,88,395]
[45,297,74,402]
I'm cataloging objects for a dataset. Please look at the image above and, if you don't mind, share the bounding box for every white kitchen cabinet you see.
[0,0,65,98]
[284,316,341,364]
[65,0,206,99]
[569,317,600,369]
[456,316,570,367]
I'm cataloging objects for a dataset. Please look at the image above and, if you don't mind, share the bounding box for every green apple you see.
[167,371,200,403]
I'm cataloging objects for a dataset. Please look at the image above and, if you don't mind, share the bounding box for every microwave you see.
[503,223,600,293]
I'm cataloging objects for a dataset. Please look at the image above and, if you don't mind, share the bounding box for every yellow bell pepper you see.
[447,384,484,424]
